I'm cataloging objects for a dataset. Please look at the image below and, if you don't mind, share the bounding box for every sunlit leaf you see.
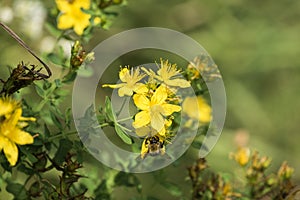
[115,125,132,144]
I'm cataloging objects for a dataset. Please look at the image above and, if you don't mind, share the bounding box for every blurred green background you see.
[1,0,300,198]
[94,0,300,180]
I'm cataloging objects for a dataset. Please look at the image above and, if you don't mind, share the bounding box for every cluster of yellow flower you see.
[0,97,35,166]
[103,59,212,158]
[55,0,101,35]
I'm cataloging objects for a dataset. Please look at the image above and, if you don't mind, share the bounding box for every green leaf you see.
[65,108,72,129]
[62,71,77,83]
[115,125,132,144]
[17,164,34,175]
[35,83,45,98]
[47,52,63,66]
[104,97,116,122]
[53,139,73,165]
[19,147,38,163]
[6,182,28,200]
[45,22,62,38]
[161,182,182,197]
[50,112,63,130]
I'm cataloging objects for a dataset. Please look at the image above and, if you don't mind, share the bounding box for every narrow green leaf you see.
[115,125,132,144]
[35,83,45,98]
[62,71,77,83]
[65,108,72,129]
[50,112,63,130]
[104,97,116,122]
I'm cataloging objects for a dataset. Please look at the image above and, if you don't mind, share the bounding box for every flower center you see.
[150,104,164,116]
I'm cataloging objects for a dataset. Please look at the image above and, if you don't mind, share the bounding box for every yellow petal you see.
[55,0,72,12]
[73,0,90,9]
[182,96,211,123]
[0,135,5,150]
[132,111,150,128]
[135,126,150,137]
[57,14,74,30]
[151,86,167,105]
[119,67,129,82]
[158,127,166,137]
[0,102,13,116]
[73,17,90,35]
[134,83,148,94]
[8,108,22,127]
[162,103,181,116]
[118,86,134,97]
[165,79,190,88]
[150,111,164,132]
[8,128,34,145]
[102,83,124,89]
[3,139,18,166]
[133,94,150,110]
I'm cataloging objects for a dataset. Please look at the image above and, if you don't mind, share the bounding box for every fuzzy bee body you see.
[141,135,166,159]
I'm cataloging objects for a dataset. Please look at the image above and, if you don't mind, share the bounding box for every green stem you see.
[47,131,78,141]
[46,116,133,141]
[33,99,48,112]
[116,116,133,123]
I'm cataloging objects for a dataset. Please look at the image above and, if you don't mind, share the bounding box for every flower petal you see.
[118,86,133,97]
[73,0,90,9]
[0,135,5,151]
[132,111,150,128]
[150,111,164,132]
[8,128,34,145]
[57,14,74,30]
[151,86,167,105]
[8,108,22,127]
[133,94,150,110]
[162,103,181,116]
[55,0,72,12]
[165,79,190,88]
[133,83,148,94]
[119,67,130,82]
[135,126,150,137]
[73,17,90,35]
[3,139,18,166]
[102,83,124,89]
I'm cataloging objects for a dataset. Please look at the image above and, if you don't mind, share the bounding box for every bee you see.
[140,135,166,159]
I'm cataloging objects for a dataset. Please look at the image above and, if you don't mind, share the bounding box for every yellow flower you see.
[55,0,91,35]
[231,147,250,166]
[135,119,171,137]
[132,85,181,132]
[143,59,190,88]
[102,67,147,97]
[0,97,18,116]
[182,96,211,123]
[0,98,35,166]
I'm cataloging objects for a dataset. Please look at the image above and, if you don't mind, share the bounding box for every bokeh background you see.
[1,0,300,199]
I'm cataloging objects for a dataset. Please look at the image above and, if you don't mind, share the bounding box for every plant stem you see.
[116,116,133,123]
[47,131,78,141]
